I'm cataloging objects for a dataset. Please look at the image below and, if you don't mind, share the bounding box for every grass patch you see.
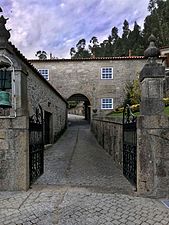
[110,112,123,117]
[108,106,169,117]
[164,106,169,115]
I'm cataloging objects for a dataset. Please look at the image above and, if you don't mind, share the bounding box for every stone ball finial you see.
[144,34,160,60]
[0,14,11,44]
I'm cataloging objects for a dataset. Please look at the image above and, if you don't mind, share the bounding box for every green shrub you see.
[114,103,140,113]
[113,99,169,115]
[163,98,169,106]
[114,107,124,113]
[131,104,140,112]
[123,78,141,106]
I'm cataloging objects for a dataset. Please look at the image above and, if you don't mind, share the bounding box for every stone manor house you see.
[30,49,169,119]
[30,57,146,119]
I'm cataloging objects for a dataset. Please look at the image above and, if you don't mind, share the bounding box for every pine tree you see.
[128,22,144,56]
[121,20,130,56]
[69,0,169,58]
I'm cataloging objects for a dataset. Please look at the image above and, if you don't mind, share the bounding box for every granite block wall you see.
[30,58,146,115]
[91,116,123,169]
[27,67,67,142]
[137,115,169,198]
[0,44,67,191]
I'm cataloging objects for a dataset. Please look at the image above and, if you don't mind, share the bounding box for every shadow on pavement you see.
[68,114,90,127]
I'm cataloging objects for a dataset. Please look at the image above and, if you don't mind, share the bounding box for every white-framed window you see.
[38,69,49,80]
[101,98,113,109]
[101,67,113,79]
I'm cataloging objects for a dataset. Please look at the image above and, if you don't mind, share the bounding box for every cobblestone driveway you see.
[1,187,169,225]
[1,115,169,225]
[35,115,133,194]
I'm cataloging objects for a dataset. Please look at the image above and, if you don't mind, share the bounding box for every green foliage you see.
[70,38,91,59]
[131,104,140,112]
[70,18,145,58]
[68,101,78,109]
[109,100,169,118]
[163,98,169,106]
[69,0,169,58]
[35,50,47,60]
[89,36,103,57]
[123,79,141,106]
[164,106,169,115]
[113,104,140,114]
[109,105,169,118]
[143,0,169,47]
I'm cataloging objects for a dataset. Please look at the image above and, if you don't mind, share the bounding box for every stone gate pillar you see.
[0,14,29,191]
[137,35,169,197]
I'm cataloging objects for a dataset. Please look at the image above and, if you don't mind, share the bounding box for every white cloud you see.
[1,0,150,59]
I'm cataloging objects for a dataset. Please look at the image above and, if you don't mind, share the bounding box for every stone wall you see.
[0,47,30,191]
[0,116,29,191]
[0,43,67,191]
[91,116,123,169]
[137,115,169,198]
[92,114,169,198]
[137,37,169,198]
[30,58,146,115]
[27,67,67,142]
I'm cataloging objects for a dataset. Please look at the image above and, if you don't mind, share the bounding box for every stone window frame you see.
[101,67,113,79]
[101,98,113,109]
[38,69,49,80]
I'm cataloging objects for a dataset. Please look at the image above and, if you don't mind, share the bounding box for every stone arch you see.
[67,93,91,121]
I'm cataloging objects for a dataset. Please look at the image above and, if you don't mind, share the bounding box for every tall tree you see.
[69,0,169,58]
[128,21,144,55]
[143,0,169,47]
[70,47,76,58]
[121,20,131,56]
[111,27,119,43]
[35,50,47,60]
[70,39,91,59]
[148,0,158,12]
[102,35,114,57]
[76,39,86,51]
[122,20,130,39]
[89,36,101,57]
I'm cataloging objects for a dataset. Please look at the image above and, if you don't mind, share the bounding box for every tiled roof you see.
[161,46,169,49]
[29,56,146,62]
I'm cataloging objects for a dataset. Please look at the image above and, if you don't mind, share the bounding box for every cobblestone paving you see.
[35,115,133,194]
[0,188,64,225]
[58,188,169,225]
[1,187,169,225]
[1,115,169,224]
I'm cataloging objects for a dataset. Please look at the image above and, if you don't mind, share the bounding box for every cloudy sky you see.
[1,0,150,59]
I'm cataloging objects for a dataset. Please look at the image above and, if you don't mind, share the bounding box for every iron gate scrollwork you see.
[123,104,137,187]
[29,105,44,185]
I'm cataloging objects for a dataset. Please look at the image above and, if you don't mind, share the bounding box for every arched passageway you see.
[67,94,91,122]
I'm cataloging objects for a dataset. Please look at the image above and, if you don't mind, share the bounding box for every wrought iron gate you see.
[123,104,137,187]
[29,105,44,185]
[44,111,51,145]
